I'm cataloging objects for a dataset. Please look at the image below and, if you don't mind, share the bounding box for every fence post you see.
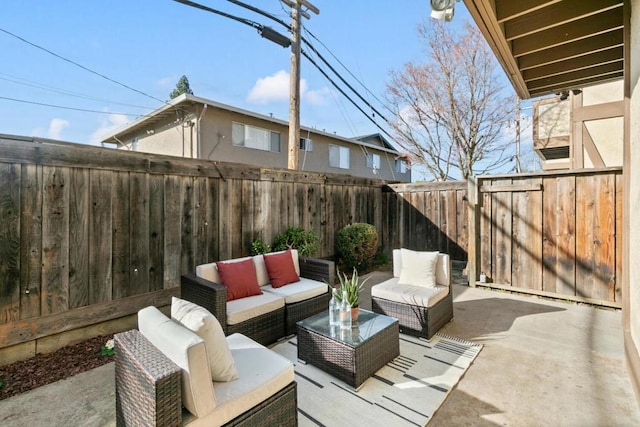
[467,176,481,287]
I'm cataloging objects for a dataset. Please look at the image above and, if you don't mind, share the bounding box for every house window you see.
[329,145,350,169]
[395,159,407,173]
[366,153,381,169]
[232,122,281,152]
[299,137,313,151]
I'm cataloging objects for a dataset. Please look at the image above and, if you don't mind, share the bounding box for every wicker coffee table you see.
[296,309,399,389]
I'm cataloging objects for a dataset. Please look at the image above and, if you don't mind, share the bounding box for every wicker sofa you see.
[115,305,297,426]
[371,249,453,340]
[181,250,334,345]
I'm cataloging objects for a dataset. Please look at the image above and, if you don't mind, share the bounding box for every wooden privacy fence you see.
[0,139,384,356]
[467,168,623,308]
[0,137,624,360]
[382,182,468,260]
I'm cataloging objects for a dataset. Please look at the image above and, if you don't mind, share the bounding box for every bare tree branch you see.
[386,21,517,180]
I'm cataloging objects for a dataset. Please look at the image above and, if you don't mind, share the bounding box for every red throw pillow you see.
[264,250,300,288]
[216,258,262,301]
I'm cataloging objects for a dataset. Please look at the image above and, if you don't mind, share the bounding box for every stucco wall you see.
[584,117,624,167]
[198,107,410,182]
[582,80,624,105]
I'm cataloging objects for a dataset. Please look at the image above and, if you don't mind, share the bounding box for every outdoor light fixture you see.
[430,0,455,22]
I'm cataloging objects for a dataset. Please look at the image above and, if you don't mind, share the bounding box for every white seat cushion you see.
[138,306,217,418]
[371,277,449,308]
[262,277,328,304]
[183,333,294,426]
[171,297,238,382]
[226,292,284,325]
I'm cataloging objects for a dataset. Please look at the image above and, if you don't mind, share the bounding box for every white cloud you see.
[90,113,130,145]
[247,70,331,106]
[304,87,331,106]
[47,118,70,139]
[247,70,291,104]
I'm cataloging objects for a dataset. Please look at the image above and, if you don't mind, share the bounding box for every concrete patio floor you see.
[1,270,639,426]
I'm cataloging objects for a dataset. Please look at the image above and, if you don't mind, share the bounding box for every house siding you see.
[113,99,410,182]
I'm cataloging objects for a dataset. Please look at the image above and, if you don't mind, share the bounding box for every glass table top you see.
[297,309,398,347]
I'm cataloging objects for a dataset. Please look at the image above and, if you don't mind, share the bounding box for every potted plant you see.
[335,267,369,321]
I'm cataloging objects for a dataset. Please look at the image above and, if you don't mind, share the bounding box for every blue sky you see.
[1,1,534,177]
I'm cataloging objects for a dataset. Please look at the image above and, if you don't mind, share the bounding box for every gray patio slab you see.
[1,270,639,426]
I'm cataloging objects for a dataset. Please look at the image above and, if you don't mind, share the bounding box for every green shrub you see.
[250,238,271,256]
[271,227,318,257]
[336,223,378,271]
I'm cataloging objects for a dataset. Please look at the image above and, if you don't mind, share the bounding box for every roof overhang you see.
[462,0,625,99]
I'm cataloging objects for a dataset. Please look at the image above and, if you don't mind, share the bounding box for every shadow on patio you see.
[0,271,638,426]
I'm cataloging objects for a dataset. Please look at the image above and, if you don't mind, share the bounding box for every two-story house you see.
[101,94,411,182]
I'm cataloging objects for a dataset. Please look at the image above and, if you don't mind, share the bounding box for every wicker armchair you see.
[371,250,453,340]
[115,325,298,426]
[181,255,334,345]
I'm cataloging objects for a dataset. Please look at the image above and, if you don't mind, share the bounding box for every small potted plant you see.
[335,267,369,321]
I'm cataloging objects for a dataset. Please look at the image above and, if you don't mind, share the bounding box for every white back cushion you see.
[138,306,217,417]
[398,248,438,288]
[393,249,451,286]
[253,249,300,286]
[196,256,253,284]
[171,297,238,382]
[197,250,300,287]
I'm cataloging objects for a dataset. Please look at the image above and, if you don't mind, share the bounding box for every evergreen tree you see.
[170,75,194,99]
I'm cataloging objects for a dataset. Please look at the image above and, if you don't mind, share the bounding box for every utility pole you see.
[282,0,319,170]
[515,96,522,173]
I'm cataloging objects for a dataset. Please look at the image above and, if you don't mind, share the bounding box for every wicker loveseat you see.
[181,250,334,345]
[115,304,297,426]
[371,249,453,340]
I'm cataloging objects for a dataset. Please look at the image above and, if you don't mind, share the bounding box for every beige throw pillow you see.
[398,249,439,288]
[171,297,238,382]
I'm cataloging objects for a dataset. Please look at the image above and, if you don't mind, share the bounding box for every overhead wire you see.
[0,73,155,110]
[0,95,135,115]
[0,28,169,106]
[221,0,395,133]
[2,1,398,145]
[303,27,392,116]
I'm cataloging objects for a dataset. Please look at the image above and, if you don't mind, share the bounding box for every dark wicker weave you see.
[181,256,335,344]
[115,330,182,427]
[297,313,400,389]
[223,382,298,427]
[284,291,330,335]
[227,306,286,346]
[371,290,453,340]
[299,257,335,284]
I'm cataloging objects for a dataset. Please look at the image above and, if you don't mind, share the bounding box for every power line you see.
[0,73,155,110]
[189,0,394,136]
[220,0,392,126]
[301,50,395,141]
[0,27,168,106]
[0,95,136,115]
[300,28,391,123]
[172,0,261,29]
[303,27,391,115]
